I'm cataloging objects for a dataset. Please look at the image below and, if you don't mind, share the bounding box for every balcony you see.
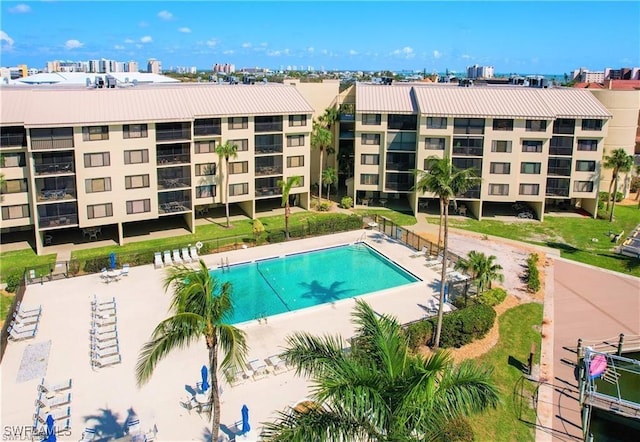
[255,122,283,132]
[39,214,78,228]
[340,129,355,139]
[157,153,190,165]
[158,177,191,190]
[549,147,573,156]
[38,201,78,228]
[31,137,74,150]
[255,186,283,197]
[458,185,481,199]
[159,201,192,214]
[452,146,484,156]
[0,132,26,148]
[547,167,572,177]
[34,162,74,175]
[255,144,283,155]
[255,165,283,176]
[156,129,191,142]
[546,178,570,197]
[36,177,76,202]
[339,113,355,121]
[194,118,222,137]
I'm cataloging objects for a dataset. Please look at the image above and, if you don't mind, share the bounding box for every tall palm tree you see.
[455,251,504,294]
[277,175,302,240]
[603,148,633,222]
[136,260,248,442]
[414,156,477,349]
[261,300,499,441]
[311,123,333,204]
[215,141,238,228]
[322,167,337,202]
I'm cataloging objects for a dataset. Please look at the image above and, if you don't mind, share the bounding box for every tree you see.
[413,156,478,349]
[261,300,499,441]
[603,148,634,222]
[322,167,337,202]
[311,123,333,204]
[136,260,248,442]
[215,141,239,228]
[252,219,266,245]
[455,251,504,294]
[277,175,302,240]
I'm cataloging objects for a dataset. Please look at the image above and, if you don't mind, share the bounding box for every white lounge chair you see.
[127,418,141,435]
[411,246,428,258]
[8,324,38,341]
[12,311,39,325]
[224,366,249,387]
[163,250,173,266]
[38,378,72,396]
[173,249,183,264]
[92,330,118,343]
[36,392,72,409]
[91,345,120,360]
[34,405,71,424]
[79,428,96,442]
[154,252,163,269]
[92,353,122,368]
[182,247,192,263]
[16,302,41,317]
[265,354,288,373]
[190,246,199,261]
[120,263,130,276]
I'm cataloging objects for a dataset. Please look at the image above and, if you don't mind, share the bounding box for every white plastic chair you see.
[182,247,192,263]
[163,250,173,266]
[154,252,163,269]
[173,249,183,264]
[190,246,199,261]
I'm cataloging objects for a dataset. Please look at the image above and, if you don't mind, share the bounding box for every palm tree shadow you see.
[298,280,353,302]
[203,424,238,442]
[82,407,126,440]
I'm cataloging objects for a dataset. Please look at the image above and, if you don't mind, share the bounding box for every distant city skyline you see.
[1,1,639,73]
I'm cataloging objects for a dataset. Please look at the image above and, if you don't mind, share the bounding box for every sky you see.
[1,1,639,74]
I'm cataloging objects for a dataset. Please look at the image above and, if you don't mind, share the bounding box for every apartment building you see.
[0,84,313,254]
[347,83,612,220]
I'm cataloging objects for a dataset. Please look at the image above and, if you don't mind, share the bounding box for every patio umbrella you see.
[241,404,250,434]
[109,252,116,270]
[43,414,56,442]
[200,365,210,392]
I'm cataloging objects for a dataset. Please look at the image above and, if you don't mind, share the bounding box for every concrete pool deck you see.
[1,230,448,441]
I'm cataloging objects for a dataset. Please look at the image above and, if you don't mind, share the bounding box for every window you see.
[490,162,511,174]
[2,152,26,167]
[519,184,540,195]
[426,117,447,129]
[522,140,543,153]
[362,114,381,125]
[195,140,216,153]
[1,204,29,220]
[228,139,248,152]
[229,117,248,130]
[388,114,417,130]
[425,138,445,150]
[292,176,304,187]
[360,174,379,185]
[488,184,509,195]
[491,140,512,153]
[87,203,113,219]
[126,199,151,214]
[196,185,216,198]
[123,124,148,139]
[289,115,307,127]
[520,162,541,174]
[549,136,574,155]
[577,139,598,151]
[452,137,483,155]
[229,161,248,174]
[254,116,283,132]
[287,135,305,147]
[387,132,416,151]
[553,118,575,135]
[576,160,596,172]
[85,177,112,193]
[574,181,594,192]
[581,119,603,131]
[526,120,547,132]
[124,149,149,164]
[195,163,216,176]
[194,118,221,136]
[493,119,514,131]
[361,133,381,145]
[287,156,304,167]
[454,118,485,135]
[548,158,572,176]
[84,152,110,167]
[361,154,379,165]
[125,174,150,189]
[82,125,109,141]
[1,179,28,194]
[229,183,249,196]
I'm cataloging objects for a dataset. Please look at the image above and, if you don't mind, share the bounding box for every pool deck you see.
[1,230,448,441]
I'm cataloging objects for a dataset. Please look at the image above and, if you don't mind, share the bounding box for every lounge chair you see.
[411,246,428,258]
[91,324,117,335]
[173,249,183,264]
[92,336,119,350]
[8,324,38,341]
[224,366,248,387]
[127,418,141,435]
[92,330,118,343]
[92,316,117,327]
[182,247,192,263]
[12,311,39,325]
[91,344,120,359]
[92,353,122,368]
[248,359,270,380]
[265,354,288,373]
[163,250,173,266]
[16,302,42,317]
[120,263,130,276]
[34,405,71,424]
[79,428,97,442]
[36,392,72,410]
[190,246,199,261]
[154,252,163,269]
[38,378,72,396]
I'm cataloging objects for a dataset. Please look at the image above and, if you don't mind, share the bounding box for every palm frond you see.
[215,323,248,370]
[282,333,346,377]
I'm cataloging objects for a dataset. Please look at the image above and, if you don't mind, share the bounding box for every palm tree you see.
[261,300,499,441]
[322,167,337,202]
[215,141,238,228]
[277,175,302,240]
[311,123,333,205]
[413,156,477,349]
[136,260,248,442]
[603,148,634,221]
[455,251,504,294]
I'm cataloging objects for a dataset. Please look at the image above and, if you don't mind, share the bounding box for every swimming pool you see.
[210,243,420,324]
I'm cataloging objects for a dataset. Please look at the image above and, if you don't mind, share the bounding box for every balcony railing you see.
[31,138,74,150]
[37,188,76,202]
[458,186,481,199]
[255,186,283,197]
[255,122,283,132]
[453,146,484,156]
[0,133,26,148]
[255,144,283,155]
[255,166,283,176]
[156,129,191,142]
[546,187,570,197]
[547,167,571,176]
[194,125,222,137]
[340,130,355,139]
[339,113,355,121]
[549,147,573,156]
[39,213,78,228]
[34,162,74,175]
[158,178,191,190]
[157,153,190,165]
[159,201,192,214]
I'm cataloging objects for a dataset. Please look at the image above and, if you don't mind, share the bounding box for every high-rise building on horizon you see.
[147,59,162,74]
[466,64,494,79]
[212,63,235,74]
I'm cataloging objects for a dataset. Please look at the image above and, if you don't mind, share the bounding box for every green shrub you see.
[5,271,23,293]
[67,260,81,276]
[267,230,286,243]
[440,417,475,441]
[405,320,433,351]
[477,287,507,307]
[83,257,111,273]
[599,191,624,204]
[317,201,331,212]
[438,304,496,348]
[525,253,541,293]
[340,196,353,209]
[252,219,266,244]
[630,176,640,193]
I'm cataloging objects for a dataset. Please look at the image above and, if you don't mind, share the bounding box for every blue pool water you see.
[210,243,419,324]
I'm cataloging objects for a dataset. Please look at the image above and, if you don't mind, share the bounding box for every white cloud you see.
[433,50,442,59]
[157,10,173,20]
[391,47,415,58]
[114,45,125,50]
[461,54,471,59]
[307,47,314,53]
[0,31,15,47]
[321,49,328,55]
[140,36,153,43]
[349,49,358,56]
[206,38,218,47]
[223,50,234,55]
[9,4,31,13]
[178,27,191,33]
[242,42,252,48]
[64,39,83,50]
[124,38,135,44]
[267,50,281,56]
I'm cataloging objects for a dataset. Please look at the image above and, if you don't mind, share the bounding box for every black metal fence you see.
[0,277,27,362]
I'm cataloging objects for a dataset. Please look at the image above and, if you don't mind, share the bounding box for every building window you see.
[124,149,149,164]
[526,120,547,132]
[425,138,445,150]
[553,118,575,135]
[1,179,28,194]
[491,140,512,153]
[522,140,543,153]
[289,115,307,127]
[87,203,113,219]
[195,140,216,153]
[84,152,110,167]
[229,183,249,196]
[361,154,379,165]
[360,174,379,185]
[82,125,109,141]
[488,184,509,195]
[577,139,598,151]
[126,199,151,214]
[125,174,150,189]
[581,119,603,131]
[229,117,248,130]
[388,114,417,131]
[1,204,29,220]
[574,181,594,192]
[287,156,304,167]
[196,185,216,198]
[228,139,248,152]
[361,133,381,145]
[489,162,511,174]
[85,177,112,193]
[520,162,541,174]
[287,135,305,147]
[426,117,447,129]
[519,184,539,195]
[453,118,485,135]
[292,176,304,187]
[123,124,148,139]
[492,119,514,131]
[575,160,596,172]
[195,163,216,176]
[2,152,26,167]
[387,132,416,151]
[229,161,248,174]
[194,118,221,136]
[362,114,382,125]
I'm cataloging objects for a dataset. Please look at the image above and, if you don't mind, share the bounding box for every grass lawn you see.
[0,290,15,323]
[446,204,640,277]
[471,302,543,441]
[0,249,57,281]
[353,208,417,227]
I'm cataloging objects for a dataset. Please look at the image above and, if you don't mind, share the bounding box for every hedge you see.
[440,417,475,441]
[525,254,540,294]
[476,287,507,307]
[405,320,433,351]
[437,303,496,349]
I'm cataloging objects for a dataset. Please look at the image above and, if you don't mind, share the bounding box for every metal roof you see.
[356,84,417,113]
